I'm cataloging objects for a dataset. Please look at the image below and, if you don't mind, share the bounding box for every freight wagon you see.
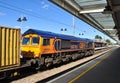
[0,26,20,79]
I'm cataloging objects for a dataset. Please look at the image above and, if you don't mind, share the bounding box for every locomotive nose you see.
[21,51,35,58]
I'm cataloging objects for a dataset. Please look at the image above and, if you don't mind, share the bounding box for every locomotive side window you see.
[32,37,39,45]
[43,38,50,46]
[22,38,30,45]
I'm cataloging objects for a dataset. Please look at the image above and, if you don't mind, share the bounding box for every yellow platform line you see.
[69,53,111,83]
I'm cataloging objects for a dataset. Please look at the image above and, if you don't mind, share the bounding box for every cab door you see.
[54,39,61,51]
[30,36,40,57]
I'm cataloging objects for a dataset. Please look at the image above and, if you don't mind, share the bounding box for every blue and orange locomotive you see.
[21,29,95,67]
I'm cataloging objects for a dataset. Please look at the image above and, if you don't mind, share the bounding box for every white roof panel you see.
[50,0,119,42]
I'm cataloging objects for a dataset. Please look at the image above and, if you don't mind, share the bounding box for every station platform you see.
[47,47,120,83]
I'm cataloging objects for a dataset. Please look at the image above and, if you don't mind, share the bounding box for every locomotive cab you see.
[22,34,41,58]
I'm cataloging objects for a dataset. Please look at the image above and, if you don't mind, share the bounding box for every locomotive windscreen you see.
[22,37,30,45]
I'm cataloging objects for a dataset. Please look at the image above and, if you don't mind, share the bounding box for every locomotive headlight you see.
[35,54,39,57]
[20,54,23,58]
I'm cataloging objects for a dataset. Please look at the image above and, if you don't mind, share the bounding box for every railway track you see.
[0,47,115,83]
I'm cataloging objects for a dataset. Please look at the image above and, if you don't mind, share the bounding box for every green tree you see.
[95,35,102,40]
[95,35,99,39]
[105,39,111,45]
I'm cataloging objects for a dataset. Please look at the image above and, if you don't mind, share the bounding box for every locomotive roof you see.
[23,29,94,42]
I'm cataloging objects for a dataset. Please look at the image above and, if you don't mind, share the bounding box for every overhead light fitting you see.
[79,8,105,14]
[103,29,115,30]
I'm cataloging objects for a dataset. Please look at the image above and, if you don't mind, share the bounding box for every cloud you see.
[42,4,49,9]
[41,1,49,9]
[0,12,6,16]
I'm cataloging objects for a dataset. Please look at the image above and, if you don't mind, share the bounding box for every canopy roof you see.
[50,0,120,43]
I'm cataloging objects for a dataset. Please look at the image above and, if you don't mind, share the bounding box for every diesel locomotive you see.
[21,29,95,68]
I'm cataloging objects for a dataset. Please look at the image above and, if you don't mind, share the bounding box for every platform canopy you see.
[50,0,120,43]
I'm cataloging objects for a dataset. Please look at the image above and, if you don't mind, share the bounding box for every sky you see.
[0,0,116,43]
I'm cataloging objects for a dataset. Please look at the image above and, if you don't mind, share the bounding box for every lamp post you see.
[79,33,84,36]
[61,28,67,34]
[79,33,84,35]
[17,16,27,28]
